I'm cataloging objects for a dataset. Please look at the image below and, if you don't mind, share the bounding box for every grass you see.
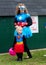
[0,50,46,65]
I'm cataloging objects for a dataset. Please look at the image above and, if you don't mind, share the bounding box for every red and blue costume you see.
[14,33,24,53]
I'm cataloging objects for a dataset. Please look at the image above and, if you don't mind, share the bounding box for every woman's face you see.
[19,6,25,13]
[20,10,24,13]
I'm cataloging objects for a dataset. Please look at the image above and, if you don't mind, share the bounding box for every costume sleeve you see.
[14,16,18,23]
[12,36,16,50]
[26,14,32,26]
[26,17,32,26]
[14,16,18,26]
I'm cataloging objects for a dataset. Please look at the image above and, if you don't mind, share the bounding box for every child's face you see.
[16,26,22,34]
[18,28,22,34]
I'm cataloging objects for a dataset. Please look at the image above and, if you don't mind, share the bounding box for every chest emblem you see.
[17,36,20,39]
[19,16,22,20]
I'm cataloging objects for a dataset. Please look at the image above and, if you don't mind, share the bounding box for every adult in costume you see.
[13,3,32,61]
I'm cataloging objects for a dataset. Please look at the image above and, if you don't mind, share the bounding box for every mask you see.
[18,6,26,10]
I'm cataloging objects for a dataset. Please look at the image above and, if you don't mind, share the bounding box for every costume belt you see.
[16,41,23,44]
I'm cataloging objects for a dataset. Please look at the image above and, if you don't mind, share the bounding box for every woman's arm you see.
[14,16,18,26]
[26,17,32,26]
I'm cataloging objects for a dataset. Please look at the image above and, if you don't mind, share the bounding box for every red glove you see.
[22,22,28,26]
[14,22,28,27]
[18,22,28,27]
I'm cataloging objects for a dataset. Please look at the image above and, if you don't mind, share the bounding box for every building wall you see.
[27,16,46,49]
[0,0,46,16]
[0,16,46,53]
[0,16,14,53]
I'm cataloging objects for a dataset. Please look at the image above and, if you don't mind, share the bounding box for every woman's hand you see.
[17,22,28,27]
[14,22,28,27]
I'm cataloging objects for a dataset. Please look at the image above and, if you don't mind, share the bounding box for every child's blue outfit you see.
[14,32,24,53]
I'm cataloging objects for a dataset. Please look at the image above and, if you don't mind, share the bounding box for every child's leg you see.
[16,53,23,61]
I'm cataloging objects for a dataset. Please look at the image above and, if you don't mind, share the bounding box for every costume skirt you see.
[22,27,32,38]
[14,42,24,53]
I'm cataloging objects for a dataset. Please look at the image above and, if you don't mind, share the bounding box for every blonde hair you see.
[15,3,28,15]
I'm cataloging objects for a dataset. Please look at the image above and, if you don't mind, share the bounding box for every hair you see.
[15,3,28,15]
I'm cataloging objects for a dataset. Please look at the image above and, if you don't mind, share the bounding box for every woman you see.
[13,3,32,60]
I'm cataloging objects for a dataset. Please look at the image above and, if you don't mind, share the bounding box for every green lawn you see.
[0,50,46,65]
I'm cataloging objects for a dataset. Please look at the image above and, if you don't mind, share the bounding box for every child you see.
[13,26,24,61]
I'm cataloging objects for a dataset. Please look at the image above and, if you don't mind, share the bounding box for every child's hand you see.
[15,25,19,28]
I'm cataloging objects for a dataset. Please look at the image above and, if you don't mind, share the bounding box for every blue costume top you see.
[15,13,29,22]
[14,13,32,38]
[15,33,23,42]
